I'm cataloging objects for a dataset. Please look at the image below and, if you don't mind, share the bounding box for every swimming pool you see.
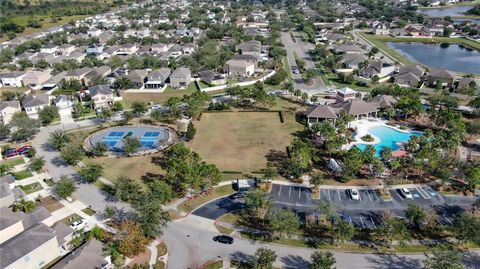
[356,126,422,155]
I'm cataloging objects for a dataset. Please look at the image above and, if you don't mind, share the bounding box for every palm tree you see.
[0,163,12,176]
[11,199,37,213]
[385,106,395,120]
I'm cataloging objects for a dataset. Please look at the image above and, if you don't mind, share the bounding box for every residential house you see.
[127,69,148,89]
[182,43,197,55]
[198,70,226,86]
[50,239,112,269]
[40,44,59,54]
[89,85,114,108]
[332,44,366,54]
[87,27,102,37]
[170,67,192,89]
[404,25,432,37]
[394,65,425,88]
[224,59,255,77]
[373,24,390,35]
[0,101,21,124]
[0,207,74,269]
[64,68,92,84]
[359,60,395,79]
[150,43,171,54]
[83,66,112,86]
[0,175,16,207]
[22,94,50,119]
[86,44,104,55]
[427,68,457,88]
[145,68,171,89]
[55,95,74,113]
[42,71,66,91]
[0,72,26,87]
[236,40,262,59]
[341,54,368,69]
[57,44,76,56]
[22,71,52,90]
[114,44,139,55]
[457,77,476,91]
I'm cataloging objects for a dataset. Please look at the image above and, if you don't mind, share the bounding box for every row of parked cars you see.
[3,145,32,158]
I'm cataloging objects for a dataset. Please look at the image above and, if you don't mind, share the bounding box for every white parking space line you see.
[370,217,377,229]
[367,190,373,202]
[278,185,282,195]
[436,219,443,225]
[288,186,292,197]
[395,190,404,201]
[298,188,301,199]
[416,187,430,199]
[337,190,341,200]
[328,189,331,201]
[359,192,362,201]
[444,216,453,225]
[360,217,365,228]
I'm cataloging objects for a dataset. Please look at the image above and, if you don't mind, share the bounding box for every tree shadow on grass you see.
[140,172,165,183]
[365,253,423,269]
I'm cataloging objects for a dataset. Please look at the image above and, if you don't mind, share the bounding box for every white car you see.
[401,188,413,199]
[69,219,87,230]
[350,189,360,200]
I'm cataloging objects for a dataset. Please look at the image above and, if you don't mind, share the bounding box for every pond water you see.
[387,42,480,73]
[452,18,480,24]
[418,5,473,17]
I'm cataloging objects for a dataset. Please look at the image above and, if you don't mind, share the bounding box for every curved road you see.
[32,121,480,269]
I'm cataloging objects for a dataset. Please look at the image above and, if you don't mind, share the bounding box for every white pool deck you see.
[344,119,419,150]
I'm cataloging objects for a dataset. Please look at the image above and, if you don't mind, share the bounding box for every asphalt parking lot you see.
[192,184,475,228]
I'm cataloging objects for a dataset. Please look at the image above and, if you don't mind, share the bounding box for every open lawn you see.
[19,182,43,194]
[0,15,89,43]
[187,111,304,173]
[1,157,25,167]
[12,170,33,180]
[81,153,165,183]
[121,87,225,107]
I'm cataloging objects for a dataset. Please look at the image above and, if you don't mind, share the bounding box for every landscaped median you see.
[357,32,480,65]
[177,184,235,213]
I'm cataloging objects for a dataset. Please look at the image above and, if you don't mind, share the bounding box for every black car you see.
[229,192,245,200]
[213,235,234,244]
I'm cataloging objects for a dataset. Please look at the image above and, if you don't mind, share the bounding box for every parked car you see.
[349,188,360,200]
[400,188,413,199]
[229,192,245,200]
[5,148,19,158]
[17,145,32,155]
[213,235,234,244]
[69,219,88,230]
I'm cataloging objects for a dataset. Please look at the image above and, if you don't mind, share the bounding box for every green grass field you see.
[187,111,304,173]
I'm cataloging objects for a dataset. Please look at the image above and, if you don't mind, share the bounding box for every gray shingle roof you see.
[22,94,49,108]
[0,223,57,269]
[89,85,112,97]
[171,67,191,78]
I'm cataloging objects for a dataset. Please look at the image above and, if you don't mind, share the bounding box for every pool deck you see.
[344,119,419,150]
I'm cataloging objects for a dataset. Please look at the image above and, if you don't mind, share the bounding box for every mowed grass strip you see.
[187,112,303,173]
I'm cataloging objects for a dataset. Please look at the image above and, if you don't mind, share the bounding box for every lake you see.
[387,42,480,73]
[418,5,473,17]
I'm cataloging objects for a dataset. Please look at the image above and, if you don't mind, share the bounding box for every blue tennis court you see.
[88,126,171,153]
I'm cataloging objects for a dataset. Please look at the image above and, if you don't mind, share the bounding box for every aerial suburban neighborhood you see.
[0,0,479,268]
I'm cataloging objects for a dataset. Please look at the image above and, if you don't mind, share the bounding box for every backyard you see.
[187,111,304,173]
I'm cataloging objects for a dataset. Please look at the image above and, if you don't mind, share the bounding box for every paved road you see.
[32,118,129,212]
[281,31,329,95]
[352,30,396,65]
[163,219,480,269]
